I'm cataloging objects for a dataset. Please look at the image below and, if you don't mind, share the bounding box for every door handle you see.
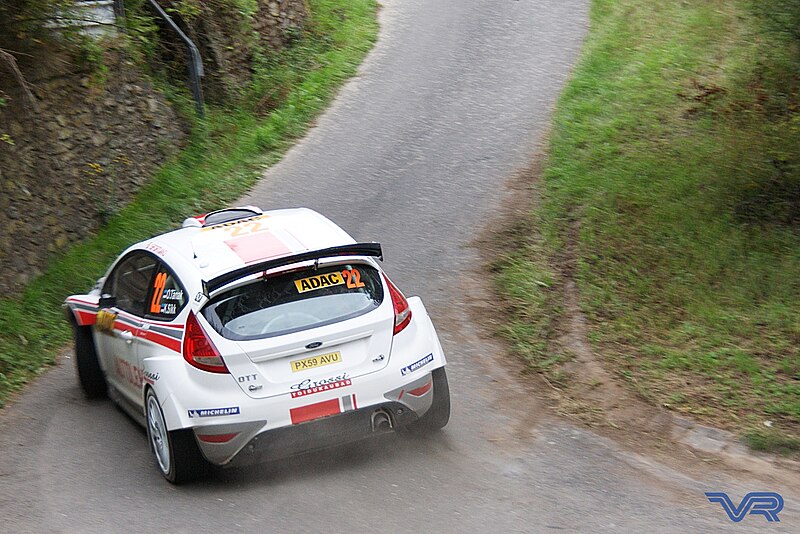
[119,330,134,344]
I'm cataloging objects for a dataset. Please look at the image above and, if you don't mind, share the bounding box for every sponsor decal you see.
[291,379,351,398]
[201,214,268,232]
[290,372,349,392]
[188,406,240,418]
[295,272,344,293]
[290,394,357,424]
[163,288,183,301]
[143,370,160,385]
[115,357,144,389]
[294,269,367,294]
[146,242,167,257]
[400,353,434,376]
[290,351,341,372]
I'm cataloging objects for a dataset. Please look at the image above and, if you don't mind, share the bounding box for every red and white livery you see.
[65,207,450,483]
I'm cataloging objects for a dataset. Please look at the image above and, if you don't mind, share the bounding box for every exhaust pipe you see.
[371,410,393,432]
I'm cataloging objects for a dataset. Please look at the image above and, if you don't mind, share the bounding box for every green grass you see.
[744,428,800,456]
[495,0,800,450]
[0,0,378,407]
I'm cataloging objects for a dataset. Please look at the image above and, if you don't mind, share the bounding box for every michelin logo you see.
[401,353,434,376]
[188,406,240,418]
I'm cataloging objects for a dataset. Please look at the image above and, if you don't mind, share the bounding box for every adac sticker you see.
[400,353,434,376]
[188,406,240,418]
[294,272,344,293]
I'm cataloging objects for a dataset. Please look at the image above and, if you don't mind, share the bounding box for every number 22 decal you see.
[341,269,365,289]
[225,221,262,238]
[150,272,168,314]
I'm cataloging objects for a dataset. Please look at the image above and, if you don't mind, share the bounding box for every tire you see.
[73,324,108,399]
[145,389,209,484]
[409,367,451,433]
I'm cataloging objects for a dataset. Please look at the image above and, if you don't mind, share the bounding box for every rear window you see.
[203,264,384,340]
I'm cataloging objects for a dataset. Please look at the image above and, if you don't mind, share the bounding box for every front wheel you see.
[73,324,107,399]
[408,367,451,433]
[145,389,209,484]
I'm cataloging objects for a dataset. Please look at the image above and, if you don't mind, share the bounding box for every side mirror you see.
[99,294,117,309]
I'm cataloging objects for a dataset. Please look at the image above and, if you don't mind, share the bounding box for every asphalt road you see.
[1,0,795,532]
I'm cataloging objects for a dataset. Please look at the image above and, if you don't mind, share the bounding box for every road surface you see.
[1,0,794,531]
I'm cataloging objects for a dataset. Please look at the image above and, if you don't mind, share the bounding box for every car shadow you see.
[200,429,454,489]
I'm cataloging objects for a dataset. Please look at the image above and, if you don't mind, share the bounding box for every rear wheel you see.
[409,367,451,432]
[145,389,209,484]
[73,323,107,399]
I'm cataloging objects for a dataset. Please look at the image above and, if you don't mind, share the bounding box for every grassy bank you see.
[496,0,800,451]
[0,0,378,407]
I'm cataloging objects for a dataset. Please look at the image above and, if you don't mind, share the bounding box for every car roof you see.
[140,208,356,284]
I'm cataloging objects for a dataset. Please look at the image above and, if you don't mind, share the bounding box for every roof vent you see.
[182,206,263,229]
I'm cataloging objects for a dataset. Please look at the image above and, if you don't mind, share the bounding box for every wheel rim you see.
[147,395,171,475]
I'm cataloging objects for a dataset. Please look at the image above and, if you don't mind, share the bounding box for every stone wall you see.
[0,53,187,295]
[255,0,309,50]
[159,0,309,101]
[0,1,309,296]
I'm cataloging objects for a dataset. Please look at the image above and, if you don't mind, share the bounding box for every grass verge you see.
[494,0,800,453]
[0,0,378,407]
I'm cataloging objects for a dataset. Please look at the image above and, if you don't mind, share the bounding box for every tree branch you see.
[0,48,40,113]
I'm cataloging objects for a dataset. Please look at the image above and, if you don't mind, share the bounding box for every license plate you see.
[290,351,341,372]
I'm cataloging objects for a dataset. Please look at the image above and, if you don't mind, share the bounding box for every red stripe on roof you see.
[290,398,341,425]
[225,231,292,265]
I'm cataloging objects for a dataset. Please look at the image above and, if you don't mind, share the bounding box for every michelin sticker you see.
[400,353,434,376]
[188,406,240,418]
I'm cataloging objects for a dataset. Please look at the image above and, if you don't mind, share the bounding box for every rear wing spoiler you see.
[202,242,383,296]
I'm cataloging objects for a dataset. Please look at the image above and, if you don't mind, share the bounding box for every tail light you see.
[383,274,412,335]
[183,311,229,374]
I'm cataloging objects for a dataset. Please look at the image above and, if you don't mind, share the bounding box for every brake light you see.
[183,311,228,374]
[383,274,412,335]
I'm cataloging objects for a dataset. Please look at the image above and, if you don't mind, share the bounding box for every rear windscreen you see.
[203,263,384,340]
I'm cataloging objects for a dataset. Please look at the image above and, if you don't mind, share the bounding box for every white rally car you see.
[65,207,450,483]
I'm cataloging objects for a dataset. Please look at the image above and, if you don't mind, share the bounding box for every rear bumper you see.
[144,297,446,466]
[201,401,418,467]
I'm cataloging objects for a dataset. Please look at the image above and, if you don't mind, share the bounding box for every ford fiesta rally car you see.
[65,207,450,483]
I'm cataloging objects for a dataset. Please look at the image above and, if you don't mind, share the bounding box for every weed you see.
[495,0,799,449]
[744,429,800,455]
[0,0,378,408]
